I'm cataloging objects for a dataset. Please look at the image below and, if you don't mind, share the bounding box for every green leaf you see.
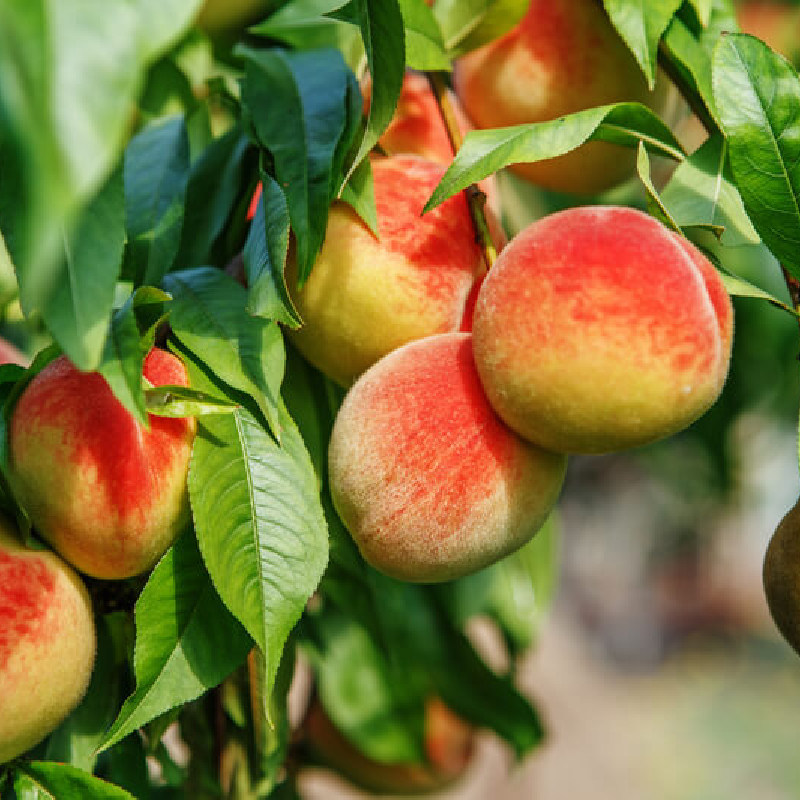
[430,618,544,758]
[98,286,172,424]
[660,135,760,246]
[398,0,450,71]
[688,0,713,26]
[0,0,202,316]
[433,0,527,55]
[305,611,425,764]
[244,174,301,327]
[424,102,684,211]
[338,156,378,235]
[636,142,682,231]
[603,0,682,87]
[174,126,251,270]
[12,762,134,800]
[36,166,125,372]
[164,267,285,439]
[346,0,405,180]
[239,47,359,284]
[251,0,365,67]
[123,116,190,287]
[185,352,328,712]
[713,33,800,276]
[145,385,240,417]
[662,3,737,128]
[45,614,131,772]
[100,530,252,752]
[718,270,799,315]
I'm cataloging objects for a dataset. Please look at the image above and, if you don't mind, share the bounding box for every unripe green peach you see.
[8,348,196,579]
[764,498,800,656]
[0,520,96,763]
[328,333,566,583]
[286,155,492,387]
[471,206,733,454]
[453,0,665,195]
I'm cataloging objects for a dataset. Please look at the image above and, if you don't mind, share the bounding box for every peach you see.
[286,155,492,386]
[328,333,566,583]
[0,519,96,762]
[453,0,665,195]
[471,206,733,454]
[8,348,196,579]
[305,696,474,794]
[764,498,800,656]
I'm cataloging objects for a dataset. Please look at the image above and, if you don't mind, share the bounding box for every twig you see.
[426,72,498,271]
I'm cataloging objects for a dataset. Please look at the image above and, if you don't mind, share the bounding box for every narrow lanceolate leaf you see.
[13,762,134,800]
[425,102,684,211]
[603,0,682,87]
[164,268,285,439]
[100,531,252,752]
[98,286,173,424]
[398,0,450,71]
[239,47,359,284]
[145,385,239,417]
[346,0,405,179]
[713,33,800,276]
[244,174,301,328]
[718,270,800,316]
[189,404,328,711]
[688,0,713,26]
[636,142,682,232]
[660,135,760,246]
[123,116,189,287]
[174,126,251,270]
[39,166,125,372]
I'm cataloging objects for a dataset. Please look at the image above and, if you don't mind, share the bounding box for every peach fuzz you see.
[471,206,733,454]
[0,520,95,763]
[286,155,495,387]
[328,333,566,583]
[9,348,196,579]
[453,0,664,195]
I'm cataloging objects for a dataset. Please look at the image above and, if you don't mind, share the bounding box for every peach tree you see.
[0,0,799,797]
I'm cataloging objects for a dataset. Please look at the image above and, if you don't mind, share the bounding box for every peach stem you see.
[426,71,498,271]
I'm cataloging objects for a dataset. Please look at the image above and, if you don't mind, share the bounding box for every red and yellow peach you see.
[0,519,95,762]
[328,332,566,582]
[8,348,196,579]
[471,206,733,453]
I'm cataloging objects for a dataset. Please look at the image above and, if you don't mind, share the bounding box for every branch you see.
[426,72,498,271]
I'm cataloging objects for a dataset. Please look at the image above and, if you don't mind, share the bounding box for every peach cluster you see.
[326,206,733,583]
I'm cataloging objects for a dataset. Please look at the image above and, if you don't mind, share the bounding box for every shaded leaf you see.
[100,531,252,751]
[13,762,134,800]
[398,0,450,71]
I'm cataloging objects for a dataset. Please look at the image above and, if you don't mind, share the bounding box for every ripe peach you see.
[8,349,196,579]
[328,333,566,582]
[471,206,733,454]
[0,519,95,762]
[286,155,492,386]
[453,0,665,194]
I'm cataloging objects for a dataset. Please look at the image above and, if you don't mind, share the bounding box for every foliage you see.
[1,0,799,797]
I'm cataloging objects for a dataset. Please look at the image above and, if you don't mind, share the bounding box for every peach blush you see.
[9,349,196,579]
[471,206,733,454]
[286,155,490,387]
[0,522,95,762]
[328,333,566,582]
